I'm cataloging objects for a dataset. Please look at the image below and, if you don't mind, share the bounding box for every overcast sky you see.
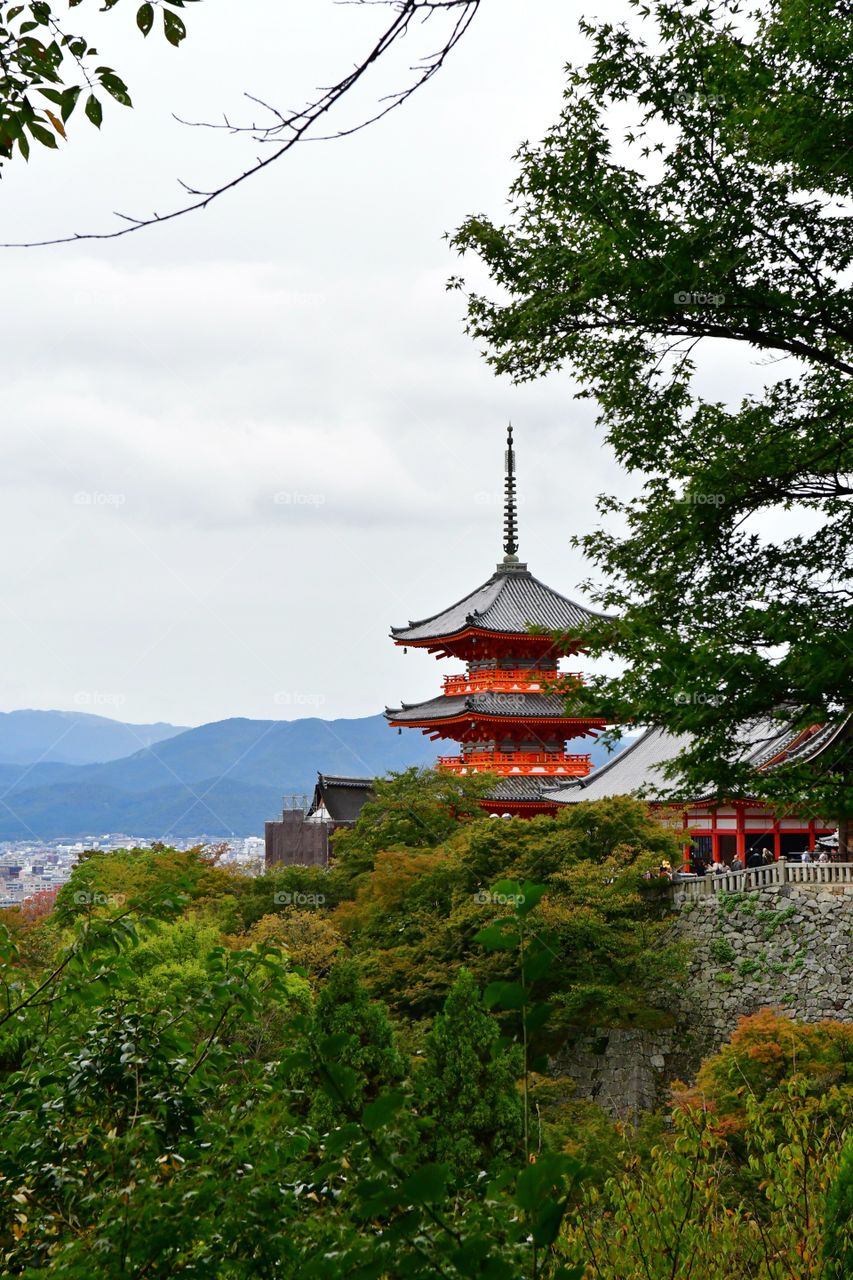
[0,0,772,728]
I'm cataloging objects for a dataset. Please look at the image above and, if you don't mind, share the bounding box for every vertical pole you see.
[711,829,720,864]
[736,803,746,862]
[808,819,816,853]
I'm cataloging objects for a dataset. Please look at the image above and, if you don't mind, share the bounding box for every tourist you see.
[817,850,829,864]
[731,854,744,872]
[658,860,673,880]
[746,849,764,869]
[761,846,774,865]
[713,860,726,876]
[801,848,812,864]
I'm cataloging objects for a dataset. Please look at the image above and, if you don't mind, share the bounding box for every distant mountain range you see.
[0,711,629,840]
[0,709,186,766]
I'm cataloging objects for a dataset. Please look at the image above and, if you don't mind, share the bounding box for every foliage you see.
[417,967,523,1172]
[0,863,586,1277]
[305,957,406,1131]
[825,1135,853,1280]
[562,1080,852,1278]
[451,0,853,819]
[243,910,342,979]
[231,862,341,931]
[681,1007,853,1125]
[331,765,493,889]
[54,843,233,924]
[338,797,684,1027]
[0,0,197,166]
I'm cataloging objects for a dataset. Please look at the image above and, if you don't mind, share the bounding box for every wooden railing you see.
[671,860,853,904]
[438,751,591,776]
[442,670,581,696]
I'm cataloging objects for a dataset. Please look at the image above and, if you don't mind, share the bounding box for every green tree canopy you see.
[452,0,852,827]
[416,968,523,1173]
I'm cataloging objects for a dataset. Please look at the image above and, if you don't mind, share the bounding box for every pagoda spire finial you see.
[502,422,520,565]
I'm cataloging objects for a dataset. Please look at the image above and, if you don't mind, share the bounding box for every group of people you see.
[674,846,830,878]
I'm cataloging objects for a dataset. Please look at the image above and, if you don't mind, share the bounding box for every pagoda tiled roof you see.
[390,563,610,644]
[385,692,590,724]
[483,776,578,803]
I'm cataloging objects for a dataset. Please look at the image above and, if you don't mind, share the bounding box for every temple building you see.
[385,426,609,816]
[265,775,373,868]
[546,721,840,862]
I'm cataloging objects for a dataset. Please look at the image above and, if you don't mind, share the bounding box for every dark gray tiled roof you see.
[391,565,610,642]
[310,774,373,824]
[484,776,581,803]
[546,718,845,806]
[385,693,586,723]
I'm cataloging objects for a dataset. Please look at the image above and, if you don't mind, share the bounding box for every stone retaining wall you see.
[553,882,853,1119]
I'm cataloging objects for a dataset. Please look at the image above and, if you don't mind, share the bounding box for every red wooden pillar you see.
[682,812,691,872]
[736,804,746,862]
[808,820,816,852]
[773,819,781,861]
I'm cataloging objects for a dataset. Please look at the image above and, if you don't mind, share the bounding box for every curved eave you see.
[387,711,605,731]
[390,625,584,652]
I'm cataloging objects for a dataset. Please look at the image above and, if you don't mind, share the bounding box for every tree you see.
[331,766,492,891]
[417,968,523,1172]
[825,1136,853,1280]
[244,909,342,979]
[307,957,405,1130]
[1,0,483,245]
[562,1080,851,1278]
[0,0,195,166]
[451,0,852,835]
[336,797,684,1027]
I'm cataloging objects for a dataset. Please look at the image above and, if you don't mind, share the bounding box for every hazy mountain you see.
[0,710,186,766]
[0,713,631,839]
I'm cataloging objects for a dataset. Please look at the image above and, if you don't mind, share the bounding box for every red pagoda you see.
[386,426,609,817]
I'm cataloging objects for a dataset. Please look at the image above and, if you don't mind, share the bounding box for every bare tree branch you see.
[2,0,481,248]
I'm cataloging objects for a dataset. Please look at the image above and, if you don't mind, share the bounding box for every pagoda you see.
[386,426,609,816]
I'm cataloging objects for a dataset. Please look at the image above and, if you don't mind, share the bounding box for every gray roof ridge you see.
[572,725,665,788]
[318,773,374,787]
[390,571,505,635]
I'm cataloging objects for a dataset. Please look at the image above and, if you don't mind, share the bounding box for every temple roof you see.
[309,774,373,824]
[390,564,610,645]
[484,775,573,803]
[544,718,845,806]
[385,691,595,725]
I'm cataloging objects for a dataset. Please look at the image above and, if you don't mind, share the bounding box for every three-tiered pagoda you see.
[386,427,609,816]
